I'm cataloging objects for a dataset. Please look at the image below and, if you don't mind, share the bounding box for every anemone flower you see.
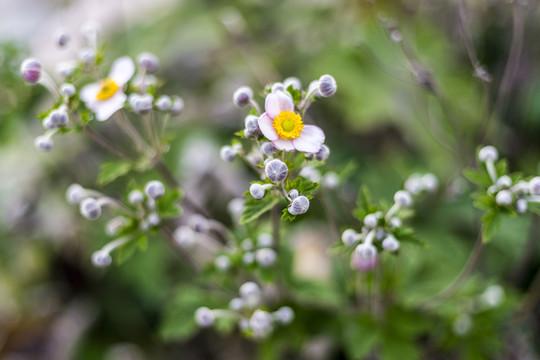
[258,91,325,153]
[80,56,135,121]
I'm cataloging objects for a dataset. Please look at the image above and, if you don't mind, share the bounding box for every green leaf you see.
[353,185,378,220]
[116,234,147,264]
[240,195,280,224]
[393,227,428,248]
[281,207,296,222]
[481,209,501,243]
[286,85,302,104]
[157,188,183,218]
[343,314,379,359]
[463,168,491,188]
[285,177,320,197]
[98,161,133,186]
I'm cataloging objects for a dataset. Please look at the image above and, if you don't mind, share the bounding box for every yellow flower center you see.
[96,78,119,101]
[273,110,304,140]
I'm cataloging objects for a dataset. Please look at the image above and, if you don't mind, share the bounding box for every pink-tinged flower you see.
[258,91,325,153]
[350,251,377,272]
[80,57,135,121]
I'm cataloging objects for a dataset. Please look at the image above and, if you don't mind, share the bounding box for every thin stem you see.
[115,111,151,154]
[83,126,135,160]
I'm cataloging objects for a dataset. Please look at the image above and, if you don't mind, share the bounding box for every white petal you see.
[95,92,126,121]
[109,56,135,85]
[265,91,294,118]
[293,125,325,153]
[272,139,295,151]
[258,113,278,141]
[80,82,100,103]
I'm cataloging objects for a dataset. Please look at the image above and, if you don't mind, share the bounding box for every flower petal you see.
[272,139,295,151]
[265,91,294,118]
[258,113,278,141]
[80,82,100,103]
[95,92,126,121]
[292,125,325,153]
[109,56,135,85]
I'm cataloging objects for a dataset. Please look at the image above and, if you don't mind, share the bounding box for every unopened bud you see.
[66,184,86,204]
[478,146,498,162]
[128,190,144,204]
[170,96,184,116]
[318,74,337,97]
[144,180,165,200]
[394,190,413,207]
[529,177,540,195]
[60,83,76,97]
[495,190,512,206]
[80,198,101,220]
[283,77,301,90]
[34,136,54,151]
[265,159,288,182]
[342,229,358,246]
[194,307,214,327]
[20,58,41,84]
[288,195,309,215]
[255,248,277,267]
[315,145,330,161]
[136,52,159,73]
[155,95,172,111]
[220,145,236,162]
[382,235,400,252]
[55,28,70,47]
[92,250,112,268]
[233,86,253,107]
[260,141,277,155]
[173,225,196,249]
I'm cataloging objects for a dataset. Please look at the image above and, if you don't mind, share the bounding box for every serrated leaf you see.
[240,196,279,224]
[286,85,302,104]
[481,210,501,243]
[98,161,133,185]
[285,177,320,196]
[281,207,296,222]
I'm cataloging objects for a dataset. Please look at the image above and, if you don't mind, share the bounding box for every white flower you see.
[80,57,135,121]
[258,91,325,153]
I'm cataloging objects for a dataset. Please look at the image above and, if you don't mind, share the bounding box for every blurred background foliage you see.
[1,0,540,359]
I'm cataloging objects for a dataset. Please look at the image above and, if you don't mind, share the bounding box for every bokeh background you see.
[1,0,540,359]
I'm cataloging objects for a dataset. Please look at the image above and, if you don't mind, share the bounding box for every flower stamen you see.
[273,110,303,140]
[96,78,119,101]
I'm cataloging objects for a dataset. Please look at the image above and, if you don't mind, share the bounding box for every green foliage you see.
[157,188,183,218]
[116,234,148,264]
[240,195,280,224]
[286,85,302,104]
[353,185,379,221]
[98,160,133,185]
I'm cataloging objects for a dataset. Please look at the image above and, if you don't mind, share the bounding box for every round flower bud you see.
[382,235,400,252]
[55,28,70,47]
[288,189,299,200]
[375,228,386,240]
[256,248,277,267]
[43,115,55,129]
[318,74,337,97]
[66,183,86,204]
[274,306,294,325]
[60,83,76,97]
[350,251,377,272]
[242,252,255,265]
[322,172,339,189]
[271,83,286,93]
[265,159,288,182]
[390,217,402,228]
[288,196,309,215]
[78,47,96,64]
[129,94,154,114]
[487,185,497,195]
[496,175,512,188]
[147,212,160,226]
[214,255,230,271]
[363,214,378,228]
[91,250,112,268]
[20,58,41,84]
[229,298,244,312]
[315,145,330,161]
[228,197,245,219]
[529,177,540,195]
[516,198,528,214]
[478,145,498,162]
[404,174,423,195]
[239,281,260,300]
[155,95,172,111]
[283,77,301,90]
[189,214,209,233]
[452,314,472,336]
[173,225,196,249]
[257,233,273,248]
[80,198,101,220]
[136,52,159,74]
[144,180,165,200]
[394,190,413,208]
[260,141,277,155]
[220,145,236,162]
[249,183,266,200]
[355,243,377,260]
[146,198,156,210]
[232,86,253,108]
[194,307,214,327]
[50,107,69,127]
[481,285,504,308]
[170,96,184,116]
[495,190,512,206]
[342,229,358,246]
[421,173,438,192]
[245,115,261,137]
[34,136,54,151]
[128,190,144,204]
[249,310,274,337]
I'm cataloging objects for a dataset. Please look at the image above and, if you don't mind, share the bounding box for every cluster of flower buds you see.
[222,75,337,221]
[66,180,167,267]
[194,282,293,338]
[342,174,438,271]
[21,22,184,155]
